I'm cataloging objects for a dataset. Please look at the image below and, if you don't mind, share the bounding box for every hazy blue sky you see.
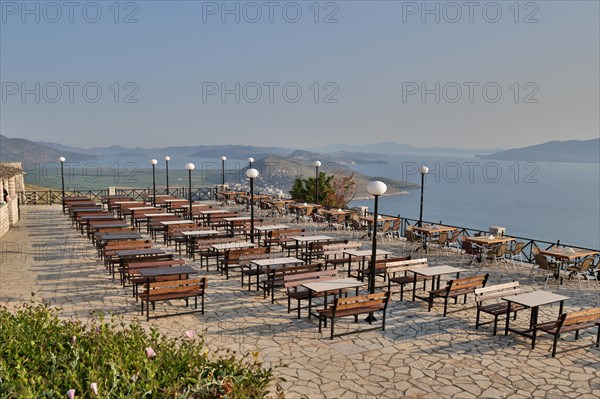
[1,0,598,149]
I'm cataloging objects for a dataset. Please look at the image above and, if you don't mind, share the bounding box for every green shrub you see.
[0,302,277,398]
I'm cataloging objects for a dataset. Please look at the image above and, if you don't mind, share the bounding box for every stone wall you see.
[0,162,23,238]
[0,202,9,238]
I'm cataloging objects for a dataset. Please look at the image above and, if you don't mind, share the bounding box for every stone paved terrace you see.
[1,205,599,398]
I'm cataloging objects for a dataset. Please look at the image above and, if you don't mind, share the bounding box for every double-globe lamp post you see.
[164,156,171,195]
[246,168,260,243]
[248,157,254,169]
[185,163,195,221]
[151,159,158,207]
[313,160,321,204]
[59,156,66,197]
[367,180,387,295]
[418,165,429,227]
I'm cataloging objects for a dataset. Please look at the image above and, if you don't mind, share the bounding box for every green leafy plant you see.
[290,172,355,208]
[0,302,277,398]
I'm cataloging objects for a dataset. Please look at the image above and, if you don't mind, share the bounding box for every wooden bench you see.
[268,229,306,254]
[104,240,153,268]
[322,242,362,270]
[140,277,207,321]
[219,247,269,280]
[353,256,410,283]
[428,274,489,316]
[532,307,600,357]
[165,224,201,250]
[126,258,187,296]
[284,269,339,319]
[386,258,429,301]
[261,263,322,303]
[302,239,349,263]
[118,254,177,285]
[191,236,237,265]
[318,292,391,339]
[474,281,524,335]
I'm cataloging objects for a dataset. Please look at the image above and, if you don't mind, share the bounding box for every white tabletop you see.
[223,216,252,222]
[162,199,188,202]
[302,278,366,293]
[179,203,219,208]
[250,257,303,267]
[160,220,196,225]
[128,206,158,211]
[254,224,290,231]
[143,213,176,217]
[409,265,465,277]
[502,291,570,308]
[114,201,141,204]
[344,249,391,257]
[291,235,334,243]
[181,230,219,236]
[210,242,256,250]
[200,209,231,214]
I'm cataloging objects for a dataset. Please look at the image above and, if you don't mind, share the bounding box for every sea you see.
[348,154,600,250]
[23,154,600,250]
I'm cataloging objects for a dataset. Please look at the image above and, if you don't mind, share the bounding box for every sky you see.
[1,0,599,150]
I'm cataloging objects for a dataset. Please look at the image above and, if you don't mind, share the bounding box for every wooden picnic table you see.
[223,216,253,237]
[302,278,366,319]
[412,224,457,251]
[62,196,92,212]
[181,230,220,257]
[344,249,392,278]
[254,224,290,246]
[503,290,570,346]
[409,265,465,302]
[290,235,334,256]
[246,257,304,291]
[539,246,598,261]
[209,241,256,262]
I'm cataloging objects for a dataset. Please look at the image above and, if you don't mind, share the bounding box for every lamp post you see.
[246,168,260,243]
[367,181,387,295]
[164,156,171,195]
[185,163,195,221]
[221,156,227,186]
[151,159,158,206]
[313,160,321,204]
[247,157,254,169]
[59,157,66,197]
[418,165,429,227]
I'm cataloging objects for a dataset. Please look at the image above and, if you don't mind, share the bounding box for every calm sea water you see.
[24,154,599,249]
[349,154,600,250]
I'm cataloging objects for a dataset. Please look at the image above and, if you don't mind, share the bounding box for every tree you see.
[325,173,357,208]
[289,172,355,207]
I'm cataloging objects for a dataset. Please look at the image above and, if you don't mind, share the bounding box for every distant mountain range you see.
[478,139,599,163]
[1,135,598,167]
[0,135,98,163]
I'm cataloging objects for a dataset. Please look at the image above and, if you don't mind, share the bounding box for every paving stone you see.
[1,205,598,399]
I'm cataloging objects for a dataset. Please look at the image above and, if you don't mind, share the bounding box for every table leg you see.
[412,272,418,301]
[530,306,539,330]
[558,300,564,315]
[307,290,313,319]
[504,301,513,335]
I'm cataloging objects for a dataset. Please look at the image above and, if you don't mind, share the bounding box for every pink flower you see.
[184,330,196,340]
[90,383,98,395]
[66,389,75,399]
[131,375,137,382]
[145,347,156,358]
[71,336,77,343]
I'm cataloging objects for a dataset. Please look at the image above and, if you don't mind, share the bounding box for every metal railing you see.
[18,187,217,205]
[363,212,599,264]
